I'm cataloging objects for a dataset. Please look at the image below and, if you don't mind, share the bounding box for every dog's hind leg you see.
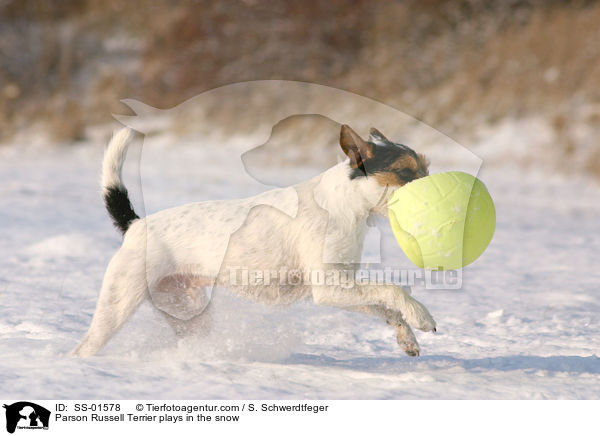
[72,248,148,357]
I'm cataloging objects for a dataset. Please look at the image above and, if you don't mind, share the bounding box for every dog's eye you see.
[395,169,416,181]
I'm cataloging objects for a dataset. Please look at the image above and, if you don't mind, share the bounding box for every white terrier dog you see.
[73,124,436,357]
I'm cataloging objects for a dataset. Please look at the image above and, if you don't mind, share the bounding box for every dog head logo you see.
[109,80,483,322]
[114,80,482,266]
[3,402,50,434]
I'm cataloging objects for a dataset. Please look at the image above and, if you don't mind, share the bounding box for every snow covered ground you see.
[1,125,599,399]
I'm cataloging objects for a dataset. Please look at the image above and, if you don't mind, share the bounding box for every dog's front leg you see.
[349,305,422,356]
[311,283,436,333]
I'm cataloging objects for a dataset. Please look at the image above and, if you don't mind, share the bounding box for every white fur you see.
[101,128,133,192]
[73,128,436,357]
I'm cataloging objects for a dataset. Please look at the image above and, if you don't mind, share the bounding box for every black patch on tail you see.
[104,186,139,234]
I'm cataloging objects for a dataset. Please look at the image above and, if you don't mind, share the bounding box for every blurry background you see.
[1,0,599,177]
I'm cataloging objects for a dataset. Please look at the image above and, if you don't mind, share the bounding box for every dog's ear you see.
[340,125,373,169]
[368,127,391,145]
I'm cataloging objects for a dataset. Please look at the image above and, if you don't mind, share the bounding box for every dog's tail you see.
[102,128,139,234]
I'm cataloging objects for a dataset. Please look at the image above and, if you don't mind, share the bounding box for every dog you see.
[72,124,436,357]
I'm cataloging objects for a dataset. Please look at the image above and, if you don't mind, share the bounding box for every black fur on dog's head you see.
[339,125,429,187]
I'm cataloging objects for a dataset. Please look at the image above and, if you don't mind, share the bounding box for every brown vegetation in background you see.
[0,0,598,175]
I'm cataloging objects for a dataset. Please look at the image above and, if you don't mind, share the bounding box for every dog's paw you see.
[403,296,437,333]
[398,336,421,357]
[393,322,421,357]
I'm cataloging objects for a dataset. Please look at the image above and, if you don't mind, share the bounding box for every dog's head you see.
[339,124,429,214]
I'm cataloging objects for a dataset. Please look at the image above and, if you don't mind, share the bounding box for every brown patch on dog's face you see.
[388,154,419,172]
[372,172,402,186]
[371,150,430,188]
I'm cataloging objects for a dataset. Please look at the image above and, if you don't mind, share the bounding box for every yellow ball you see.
[388,171,496,270]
